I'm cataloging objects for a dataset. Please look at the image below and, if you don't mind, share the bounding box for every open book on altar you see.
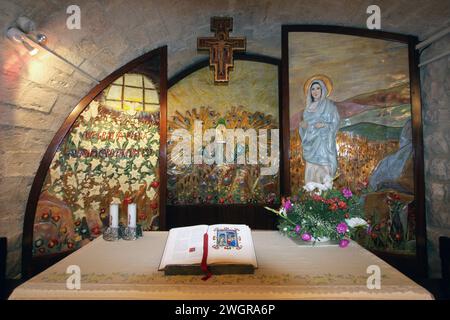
[158,224,258,275]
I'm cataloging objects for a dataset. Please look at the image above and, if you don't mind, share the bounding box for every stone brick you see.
[2,151,42,177]
[0,177,31,235]
[0,125,53,152]
[50,93,86,118]
[0,176,32,200]
[23,67,77,94]
[18,83,59,113]
[78,59,109,81]
[424,130,449,155]
[0,210,25,236]
[0,72,29,106]
[6,249,21,279]
[429,182,445,202]
[429,158,448,180]
[0,103,65,131]
[0,1,21,31]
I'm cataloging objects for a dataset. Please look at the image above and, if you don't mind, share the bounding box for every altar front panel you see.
[10,231,433,300]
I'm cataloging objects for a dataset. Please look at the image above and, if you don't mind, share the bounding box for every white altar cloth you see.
[9,231,433,300]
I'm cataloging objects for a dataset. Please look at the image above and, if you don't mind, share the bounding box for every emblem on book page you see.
[212,227,243,250]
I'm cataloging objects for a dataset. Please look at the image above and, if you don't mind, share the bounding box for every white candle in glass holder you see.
[128,203,137,228]
[110,203,119,228]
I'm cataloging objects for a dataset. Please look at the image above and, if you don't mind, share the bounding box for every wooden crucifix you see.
[197,17,246,83]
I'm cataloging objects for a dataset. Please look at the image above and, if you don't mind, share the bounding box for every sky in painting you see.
[289,32,409,129]
[168,60,279,119]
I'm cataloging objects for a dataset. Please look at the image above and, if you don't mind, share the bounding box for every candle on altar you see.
[128,203,137,228]
[109,203,119,228]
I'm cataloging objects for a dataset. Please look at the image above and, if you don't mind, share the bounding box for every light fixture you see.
[6,27,39,56]
[16,16,36,33]
[5,16,100,84]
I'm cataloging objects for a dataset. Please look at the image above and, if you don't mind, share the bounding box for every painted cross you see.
[197,17,246,83]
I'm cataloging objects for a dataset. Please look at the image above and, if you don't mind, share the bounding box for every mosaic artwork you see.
[167,60,280,205]
[33,62,162,256]
[288,33,415,254]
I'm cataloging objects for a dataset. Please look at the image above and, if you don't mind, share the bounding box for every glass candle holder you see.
[122,226,137,241]
[103,226,119,241]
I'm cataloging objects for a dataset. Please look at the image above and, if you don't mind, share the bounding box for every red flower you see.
[312,194,322,202]
[329,203,338,211]
[150,202,158,210]
[338,201,347,210]
[150,181,160,189]
[47,240,56,248]
[139,213,147,220]
[92,226,101,235]
[344,213,350,219]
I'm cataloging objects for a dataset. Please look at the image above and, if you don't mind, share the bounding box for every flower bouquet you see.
[265,179,368,248]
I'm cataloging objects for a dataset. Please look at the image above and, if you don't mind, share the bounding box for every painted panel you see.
[288,32,415,254]
[33,58,162,257]
[167,60,280,205]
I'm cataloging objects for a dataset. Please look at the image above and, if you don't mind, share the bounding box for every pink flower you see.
[336,222,348,234]
[283,199,292,212]
[301,233,312,241]
[342,187,353,199]
[295,225,301,234]
[339,239,350,248]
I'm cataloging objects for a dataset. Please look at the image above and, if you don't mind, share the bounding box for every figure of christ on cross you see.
[197,17,246,83]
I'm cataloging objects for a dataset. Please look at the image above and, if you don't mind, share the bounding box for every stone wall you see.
[421,33,450,278]
[0,0,449,278]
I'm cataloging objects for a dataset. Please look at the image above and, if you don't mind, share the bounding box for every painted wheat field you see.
[289,129,399,196]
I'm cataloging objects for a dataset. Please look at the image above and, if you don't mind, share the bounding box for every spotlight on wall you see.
[5,16,100,84]
[6,27,39,56]
[16,16,36,33]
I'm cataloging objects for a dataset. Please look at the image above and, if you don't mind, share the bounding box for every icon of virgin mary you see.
[299,75,340,185]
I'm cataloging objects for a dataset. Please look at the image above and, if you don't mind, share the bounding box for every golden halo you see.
[303,74,333,98]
